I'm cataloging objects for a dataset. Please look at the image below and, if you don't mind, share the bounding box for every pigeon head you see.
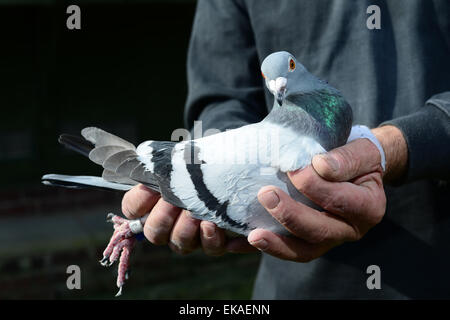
[261,51,318,106]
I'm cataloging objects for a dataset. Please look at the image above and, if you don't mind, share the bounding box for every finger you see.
[288,167,372,217]
[199,221,226,256]
[248,229,332,262]
[311,139,382,182]
[121,184,160,219]
[350,171,386,226]
[257,186,357,243]
[169,210,201,255]
[289,168,385,226]
[143,198,182,245]
[226,237,259,254]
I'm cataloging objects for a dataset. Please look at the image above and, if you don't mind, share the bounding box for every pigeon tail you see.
[58,134,94,157]
[45,128,162,193]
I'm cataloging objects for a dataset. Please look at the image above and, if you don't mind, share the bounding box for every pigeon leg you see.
[100,220,133,266]
[100,212,147,296]
[107,213,127,226]
[115,238,135,297]
[109,238,134,266]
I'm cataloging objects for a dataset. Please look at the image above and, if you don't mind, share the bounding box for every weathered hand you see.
[247,125,406,261]
[121,184,255,256]
[121,184,198,254]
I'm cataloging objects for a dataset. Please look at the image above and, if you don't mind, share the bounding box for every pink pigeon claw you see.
[102,222,133,261]
[108,213,127,226]
[100,213,143,297]
[109,238,135,266]
[115,240,135,297]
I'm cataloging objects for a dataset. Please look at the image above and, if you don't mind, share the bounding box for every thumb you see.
[121,184,160,219]
[312,139,382,182]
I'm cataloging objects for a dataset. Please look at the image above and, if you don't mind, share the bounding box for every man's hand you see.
[121,184,255,256]
[247,125,407,261]
[122,125,407,261]
[122,184,198,254]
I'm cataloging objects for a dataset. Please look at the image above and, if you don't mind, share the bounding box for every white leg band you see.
[129,219,144,234]
[347,125,386,171]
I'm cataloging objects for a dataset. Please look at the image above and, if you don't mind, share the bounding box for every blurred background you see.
[0,0,260,299]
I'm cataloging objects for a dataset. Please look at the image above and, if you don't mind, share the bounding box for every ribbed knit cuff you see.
[381,92,450,182]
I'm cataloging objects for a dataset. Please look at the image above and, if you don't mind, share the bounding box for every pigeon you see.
[42,51,384,295]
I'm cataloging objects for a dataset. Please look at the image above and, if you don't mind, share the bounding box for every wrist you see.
[371,125,408,183]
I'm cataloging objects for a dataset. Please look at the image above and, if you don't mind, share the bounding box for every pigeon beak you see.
[269,77,287,106]
[276,91,285,106]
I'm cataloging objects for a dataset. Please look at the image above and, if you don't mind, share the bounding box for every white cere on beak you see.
[268,77,288,105]
[275,77,287,92]
[268,79,276,93]
[268,77,287,95]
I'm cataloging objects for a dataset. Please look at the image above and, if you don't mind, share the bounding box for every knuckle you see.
[202,233,225,255]
[352,229,363,241]
[322,192,346,214]
[309,224,330,244]
[346,224,362,242]
[121,185,158,218]
[175,231,196,247]
[292,169,315,192]
[121,195,137,219]
[272,202,294,228]
[334,147,360,176]
[155,219,173,234]
[322,162,338,180]
[313,155,338,180]
[362,190,386,227]
[144,223,171,245]
[171,229,199,254]
[321,194,334,212]
[179,239,199,255]
[145,230,168,245]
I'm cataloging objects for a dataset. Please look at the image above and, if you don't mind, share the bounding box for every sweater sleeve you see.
[184,0,266,133]
[381,92,450,182]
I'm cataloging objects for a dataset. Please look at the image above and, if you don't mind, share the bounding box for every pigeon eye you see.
[261,71,266,79]
[289,58,296,71]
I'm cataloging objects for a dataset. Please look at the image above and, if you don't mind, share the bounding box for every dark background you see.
[0,0,260,299]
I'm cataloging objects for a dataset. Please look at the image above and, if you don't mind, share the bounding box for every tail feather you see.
[103,150,137,172]
[81,127,135,150]
[58,134,94,157]
[88,145,127,165]
[101,170,139,186]
[42,174,134,192]
[115,157,142,178]
[130,162,159,187]
[46,127,162,193]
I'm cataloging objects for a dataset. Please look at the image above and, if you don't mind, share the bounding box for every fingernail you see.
[249,238,268,251]
[259,190,280,209]
[170,240,181,251]
[170,241,190,255]
[322,154,339,171]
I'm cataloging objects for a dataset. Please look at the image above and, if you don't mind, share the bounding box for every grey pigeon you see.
[42,51,354,236]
